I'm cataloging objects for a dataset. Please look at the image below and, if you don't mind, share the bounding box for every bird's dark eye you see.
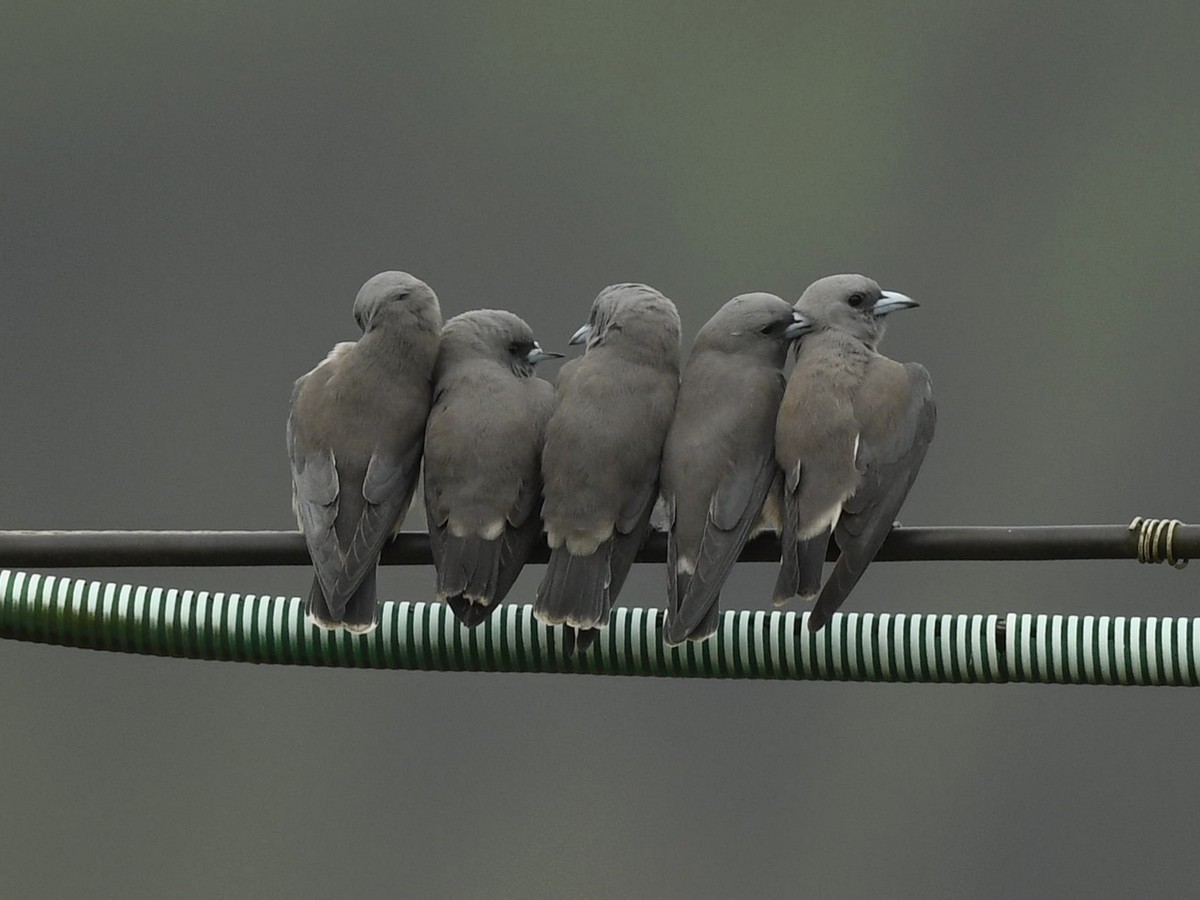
[847,292,866,308]
[758,323,776,335]
[509,340,533,357]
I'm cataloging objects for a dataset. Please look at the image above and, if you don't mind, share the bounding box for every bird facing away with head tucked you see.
[534,283,682,642]
[774,274,935,632]
[661,293,809,644]
[287,271,442,632]
[423,309,561,627]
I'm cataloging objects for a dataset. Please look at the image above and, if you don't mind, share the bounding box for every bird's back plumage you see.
[423,309,559,626]
[535,284,681,635]
[288,271,441,631]
[660,292,800,643]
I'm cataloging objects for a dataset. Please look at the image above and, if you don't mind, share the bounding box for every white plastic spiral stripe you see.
[4,570,1200,685]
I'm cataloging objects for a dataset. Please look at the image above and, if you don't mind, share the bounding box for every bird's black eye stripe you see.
[847,292,866,308]
[510,340,534,356]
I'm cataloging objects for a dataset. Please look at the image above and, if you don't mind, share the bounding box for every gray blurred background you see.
[3,2,1199,897]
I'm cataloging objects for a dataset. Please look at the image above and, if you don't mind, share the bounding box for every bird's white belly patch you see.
[449,518,506,540]
[799,502,843,540]
[548,522,614,556]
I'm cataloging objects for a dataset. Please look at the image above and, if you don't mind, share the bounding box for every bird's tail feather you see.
[306,567,378,633]
[667,591,721,644]
[773,509,801,605]
[492,513,544,606]
[796,528,831,601]
[608,501,657,603]
[772,564,797,605]
[572,627,600,653]
[445,593,499,628]
[534,544,612,629]
[340,566,379,632]
[693,599,721,642]
[662,567,692,645]
[810,475,919,631]
[665,533,683,621]
[437,535,502,605]
[305,576,336,628]
[808,553,866,632]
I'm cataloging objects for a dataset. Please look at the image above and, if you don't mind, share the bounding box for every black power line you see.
[0,524,1195,568]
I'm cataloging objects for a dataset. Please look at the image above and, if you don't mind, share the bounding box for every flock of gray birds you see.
[287,272,935,648]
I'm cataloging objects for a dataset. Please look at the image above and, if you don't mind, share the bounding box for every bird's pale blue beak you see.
[783,310,814,340]
[569,323,593,346]
[526,342,565,364]
[873,290,920,317]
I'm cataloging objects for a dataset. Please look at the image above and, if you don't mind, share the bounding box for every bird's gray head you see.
[352,271,442,335]
[792,274,918,349]
[439,309,563,378]
[695,292,810,363]
[570,283,682,368]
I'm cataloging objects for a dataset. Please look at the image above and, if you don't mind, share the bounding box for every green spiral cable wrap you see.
[1,568,1196,684]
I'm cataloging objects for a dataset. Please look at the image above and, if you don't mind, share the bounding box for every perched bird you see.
[423,310,561,627]
[774,274,935,631]
[534,283,682,644]
[661,293,809,644]
[287,271,442,632]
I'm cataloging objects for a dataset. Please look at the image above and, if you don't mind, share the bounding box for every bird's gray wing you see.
[773,471,801,605]
[288,387,342,605]
[607,359,680,607]
[664,495,683,622]
[325,442,421,617]
[494,379,554,605]
[491,470,547,601]
[810,363,935,630]
[606,482,661,608]
[423,481,455,587]
[666,457,778,644]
